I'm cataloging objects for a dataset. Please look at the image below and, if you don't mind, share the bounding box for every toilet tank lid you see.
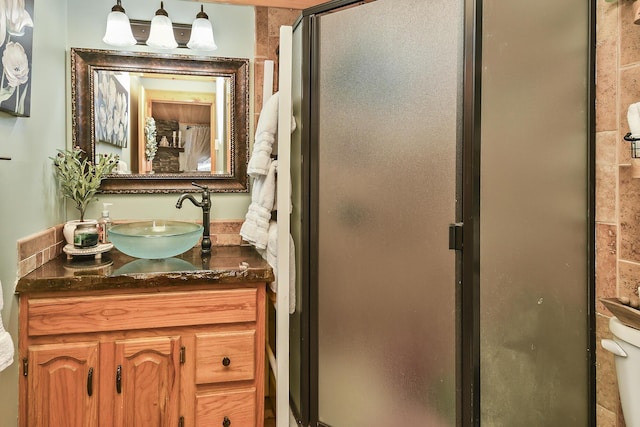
[610,317,640,347]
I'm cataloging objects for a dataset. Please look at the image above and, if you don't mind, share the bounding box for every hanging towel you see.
[240,160,278,250]
[243,90,297,313]
[247,92,296,178]
[260,221,296,314]
[0,281,14,372]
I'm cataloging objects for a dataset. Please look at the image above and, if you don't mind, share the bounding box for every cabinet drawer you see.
[195,331,255,384]
[196,388,256,427]
[27,289,257,336]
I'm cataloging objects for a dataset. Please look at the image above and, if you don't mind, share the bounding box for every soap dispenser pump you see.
[98,203,113,244]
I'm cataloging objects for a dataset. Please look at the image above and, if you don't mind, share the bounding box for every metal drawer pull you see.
[116,365,122,394]
[87,367,94,396]
[222,357,231,367]
[223,416,231,427]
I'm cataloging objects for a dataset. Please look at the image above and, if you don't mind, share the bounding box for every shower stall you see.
[288,0,594,425]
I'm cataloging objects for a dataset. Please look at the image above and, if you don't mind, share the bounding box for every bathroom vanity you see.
[15,246,273,427]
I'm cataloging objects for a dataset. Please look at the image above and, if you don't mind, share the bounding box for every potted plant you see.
[51,146,118,244]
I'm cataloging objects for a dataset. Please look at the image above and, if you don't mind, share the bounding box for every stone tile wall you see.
[254,7,301,123]
[596,0,640,426]
[16,225,65,279]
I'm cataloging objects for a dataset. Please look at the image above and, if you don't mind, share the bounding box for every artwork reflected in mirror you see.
[95,70,129,148]
[71,48,249,193]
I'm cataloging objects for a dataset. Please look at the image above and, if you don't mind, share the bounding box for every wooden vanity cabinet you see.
[19,284,266,427]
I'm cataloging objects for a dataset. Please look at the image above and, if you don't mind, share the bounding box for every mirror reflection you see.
[71,48,249,193]
[95,71,232,175]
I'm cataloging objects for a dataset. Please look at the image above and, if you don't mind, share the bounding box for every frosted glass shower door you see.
[314,0,462,425]
[478,0,591,425]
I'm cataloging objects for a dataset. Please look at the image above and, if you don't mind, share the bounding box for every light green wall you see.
[0,0,255,423]
[0,0,67,423]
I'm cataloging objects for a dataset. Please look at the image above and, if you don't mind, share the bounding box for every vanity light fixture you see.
[102,0,136,47]
[146,2,178,49]
[187,5,218,51]
[103,2,216,51]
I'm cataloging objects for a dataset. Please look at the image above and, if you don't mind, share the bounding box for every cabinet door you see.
[28,342,99,427]
[114,336,181,427]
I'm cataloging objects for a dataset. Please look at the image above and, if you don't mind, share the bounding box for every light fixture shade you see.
[103,1,136,47]
[146,2,177,49]
[187,6,217,51]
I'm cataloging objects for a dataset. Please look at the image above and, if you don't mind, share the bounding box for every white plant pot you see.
[63,220,97,245]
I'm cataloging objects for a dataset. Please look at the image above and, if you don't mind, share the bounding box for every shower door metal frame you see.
[460,0,481,423]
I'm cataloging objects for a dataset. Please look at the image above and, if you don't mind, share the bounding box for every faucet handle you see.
[191,182,209,191]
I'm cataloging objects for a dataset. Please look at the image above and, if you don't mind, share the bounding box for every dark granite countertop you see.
[16,245,275,294]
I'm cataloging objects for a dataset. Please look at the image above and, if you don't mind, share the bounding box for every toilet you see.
[602,316,640,427]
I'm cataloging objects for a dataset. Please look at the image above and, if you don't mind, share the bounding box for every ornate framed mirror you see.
[71,48,249,193]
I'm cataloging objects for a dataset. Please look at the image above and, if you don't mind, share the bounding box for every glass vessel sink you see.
[109,220,204,259]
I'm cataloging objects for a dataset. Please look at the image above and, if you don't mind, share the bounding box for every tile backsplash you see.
[17,224,64,279]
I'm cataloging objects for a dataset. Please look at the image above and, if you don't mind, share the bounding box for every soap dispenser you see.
[98,203,113,244]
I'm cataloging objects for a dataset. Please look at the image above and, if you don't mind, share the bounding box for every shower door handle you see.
[449,223,463,250]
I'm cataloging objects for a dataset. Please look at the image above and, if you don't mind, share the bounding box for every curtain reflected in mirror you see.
[94,71,231,176]
[183,125,212,172]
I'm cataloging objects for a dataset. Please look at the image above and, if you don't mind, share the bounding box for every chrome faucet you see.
[176,182,212,254]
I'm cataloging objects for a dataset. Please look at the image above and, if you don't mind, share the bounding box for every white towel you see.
[243,91,297,314]
[0,281,14,372]
[247,92,296,178]
[240,160,278,249]
[259,221,296,314]
[248,131,276,177]
[628,102,640,137]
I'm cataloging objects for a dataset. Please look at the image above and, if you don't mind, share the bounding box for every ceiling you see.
[199,0,328,9]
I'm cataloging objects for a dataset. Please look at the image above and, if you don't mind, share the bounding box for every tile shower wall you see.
[596,0,640,426]
[253,7,301,123]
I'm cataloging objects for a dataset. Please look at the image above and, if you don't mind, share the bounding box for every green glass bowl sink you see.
[109,220,204,259]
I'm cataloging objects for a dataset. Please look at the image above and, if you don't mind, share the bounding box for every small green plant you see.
[51,147,118,221]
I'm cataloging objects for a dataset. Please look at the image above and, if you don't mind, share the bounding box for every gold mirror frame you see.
[70,48,250,193]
